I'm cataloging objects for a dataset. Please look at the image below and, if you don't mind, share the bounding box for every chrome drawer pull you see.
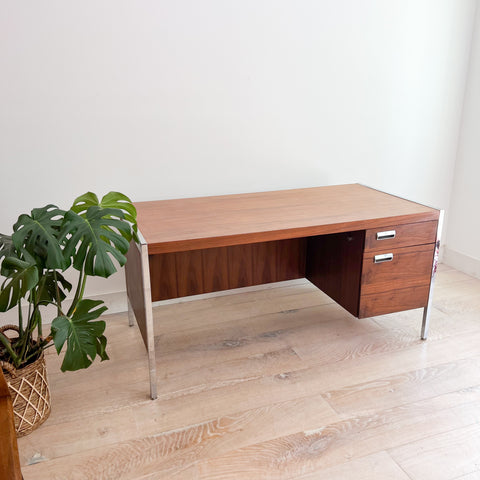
[374,253,394,263]
[376,230,396,240]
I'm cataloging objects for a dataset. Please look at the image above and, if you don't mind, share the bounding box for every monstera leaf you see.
[0,234,17,276]
[0,256,39,311]
[60,206,131,278]
[71,191,137,241]
[36,270,72,306]
[12,205,66,269]
[51,299,109,371]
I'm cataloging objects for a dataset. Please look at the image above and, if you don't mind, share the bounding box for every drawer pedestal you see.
[306,221,437,319]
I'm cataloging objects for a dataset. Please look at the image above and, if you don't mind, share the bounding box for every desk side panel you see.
[306,231,365,317]
[125,241,149,348]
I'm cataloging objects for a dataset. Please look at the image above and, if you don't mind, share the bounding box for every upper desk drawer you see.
[364,221,437,252]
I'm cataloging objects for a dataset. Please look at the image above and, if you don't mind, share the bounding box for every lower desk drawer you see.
[359,284,431,318]
[360,243,434,296]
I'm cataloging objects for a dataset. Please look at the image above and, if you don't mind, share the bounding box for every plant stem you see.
[53,270,62,316]
[18,298,23,335]
[0,331,19,367]
[27,295,32,330]
[67,267,87,317]
[24,347,44,364]
[37,308,43,338]
[34,272,46,339]
[19,288,37,364]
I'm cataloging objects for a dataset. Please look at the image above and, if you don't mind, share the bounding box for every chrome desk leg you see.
[421,269,437,340]
[421,210,444,340]
[139,241,157,400]
[127,297,135,327]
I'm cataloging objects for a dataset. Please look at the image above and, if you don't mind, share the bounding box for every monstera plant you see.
[0,191,137,384]
[0,191,137,435]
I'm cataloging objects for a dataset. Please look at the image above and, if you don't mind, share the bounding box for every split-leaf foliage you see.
[0,192,137,372]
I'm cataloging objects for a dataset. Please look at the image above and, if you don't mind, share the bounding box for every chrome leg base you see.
[127,298,135,327]
[421,306,429,340]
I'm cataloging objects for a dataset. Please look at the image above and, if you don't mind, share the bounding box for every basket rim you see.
[1,347,46,378]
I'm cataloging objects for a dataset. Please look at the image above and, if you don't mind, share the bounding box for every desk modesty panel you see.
[125,184,442,399]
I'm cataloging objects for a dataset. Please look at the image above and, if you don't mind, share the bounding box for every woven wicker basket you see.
[1,326,51,437]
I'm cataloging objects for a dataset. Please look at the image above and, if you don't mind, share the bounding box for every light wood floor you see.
[17,264,480,480]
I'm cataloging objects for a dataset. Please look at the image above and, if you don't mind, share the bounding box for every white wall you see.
[0,1,477,317]
[444,1,480,279]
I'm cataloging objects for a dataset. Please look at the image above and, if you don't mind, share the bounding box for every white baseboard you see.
[442,247,480,279]
[0,279,308,328]
[151,278,306,307]
[0,291,129,328]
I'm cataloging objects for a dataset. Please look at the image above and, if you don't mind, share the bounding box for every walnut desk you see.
[125,184,443,399]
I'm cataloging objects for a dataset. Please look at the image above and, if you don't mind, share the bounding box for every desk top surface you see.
[135,184,439,254]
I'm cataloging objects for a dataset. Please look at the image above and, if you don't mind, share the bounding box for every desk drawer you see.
[364,221,437,252]
[361,243,434,296]
[359,285,431,318]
